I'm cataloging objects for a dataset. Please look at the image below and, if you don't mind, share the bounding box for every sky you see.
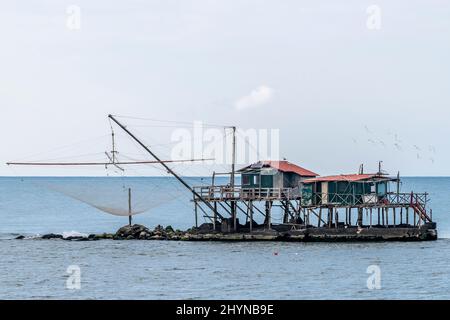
[1,0,450,176]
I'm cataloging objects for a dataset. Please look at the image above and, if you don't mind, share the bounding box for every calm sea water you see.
[0,176,449,299]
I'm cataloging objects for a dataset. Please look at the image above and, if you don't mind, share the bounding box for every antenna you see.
[378,161,383,174]
[359,164,364,174]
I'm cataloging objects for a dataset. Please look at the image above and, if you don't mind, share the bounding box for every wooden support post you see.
[385,207,389,227]
[393,207,396,227]
[357,208,363,227]
[382,207,385,226]
[369,208,372,228]
[249,200,253,233]
[283,201,289,224]
[328,207,332,228]
[334,208,339,228]
[194,197,198,229]
[377,207,381,226]
[128,188,132,226]
[213,202,217,231]
[414,207,417,226]
[264,201,273,230]
[406,207,409,225]
[318,208,322,227]
[400,207,403,225]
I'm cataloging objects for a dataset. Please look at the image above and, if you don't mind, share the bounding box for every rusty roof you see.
[239,160,318,177]
[303,173,391,183]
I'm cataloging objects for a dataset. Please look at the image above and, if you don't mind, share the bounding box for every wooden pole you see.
[357,208,363,227]
[318,208,322,227]
[230,126,237,232]
[369,208,372,228]
[334,208,339,228]
[393,207,396,227]
[249,201,253,233]
[194,195,198,228]
[128,188,132,226]
[385,207,389,227]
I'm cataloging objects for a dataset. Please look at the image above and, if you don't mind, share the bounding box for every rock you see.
[165,225,174,233]
[42,233,63,240]
[139,231,148,239]
[64,236,86,241]
[114,224,150,239]
[15,235,25,240]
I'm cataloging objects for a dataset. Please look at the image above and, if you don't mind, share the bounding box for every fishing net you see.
[37,176,206,216]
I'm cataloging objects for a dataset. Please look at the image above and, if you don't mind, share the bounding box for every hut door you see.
[321,182,328,204]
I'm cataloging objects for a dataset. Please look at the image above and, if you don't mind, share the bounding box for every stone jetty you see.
[14,222,437,242]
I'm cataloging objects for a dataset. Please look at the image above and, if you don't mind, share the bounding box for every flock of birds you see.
[351,125,437,164]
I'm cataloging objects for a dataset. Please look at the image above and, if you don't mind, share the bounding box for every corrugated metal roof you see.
[303,173,386,183]
[262,161,318,177]
[238,160,318,177]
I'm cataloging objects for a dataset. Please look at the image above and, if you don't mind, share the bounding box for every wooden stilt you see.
[357,208,363,227]
[249,200,253,233]
[318,208,322,227]
[334,208,339,228]
[393,207,396,227]
[128,188,132,226]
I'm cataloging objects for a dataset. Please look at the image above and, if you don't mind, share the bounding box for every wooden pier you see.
[192,185,437,241]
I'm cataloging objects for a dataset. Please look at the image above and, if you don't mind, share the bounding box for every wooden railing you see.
[193,185,299,201]
[307,192,428,207]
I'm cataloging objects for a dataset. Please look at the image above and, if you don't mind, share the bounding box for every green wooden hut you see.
[302,173,397,206]
[238,161,318,189]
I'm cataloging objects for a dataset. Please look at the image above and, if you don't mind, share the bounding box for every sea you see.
[0,176,449,299]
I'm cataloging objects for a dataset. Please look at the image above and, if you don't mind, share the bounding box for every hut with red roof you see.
[238,160,318,190]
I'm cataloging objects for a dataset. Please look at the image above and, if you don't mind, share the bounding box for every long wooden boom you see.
[6,158,213,166]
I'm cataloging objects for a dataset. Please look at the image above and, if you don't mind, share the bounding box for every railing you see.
[193,186,428,209]
[305,192,428,207]
[193,185,299,201]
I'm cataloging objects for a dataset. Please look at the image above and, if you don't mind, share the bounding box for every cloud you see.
[235,85,274,111]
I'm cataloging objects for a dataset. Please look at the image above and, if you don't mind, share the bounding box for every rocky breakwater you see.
[15,224,197,241]
[112,224,191,240]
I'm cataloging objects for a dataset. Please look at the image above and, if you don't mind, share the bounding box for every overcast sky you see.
[1,0,449,176]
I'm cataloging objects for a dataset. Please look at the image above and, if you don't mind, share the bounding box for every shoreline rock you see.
[13,222,438,242]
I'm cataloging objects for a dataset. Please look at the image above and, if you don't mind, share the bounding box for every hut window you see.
[254,175,260,185]
[242,175,250,185]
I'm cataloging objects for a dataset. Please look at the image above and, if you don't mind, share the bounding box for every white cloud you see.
[235,85,274,111]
